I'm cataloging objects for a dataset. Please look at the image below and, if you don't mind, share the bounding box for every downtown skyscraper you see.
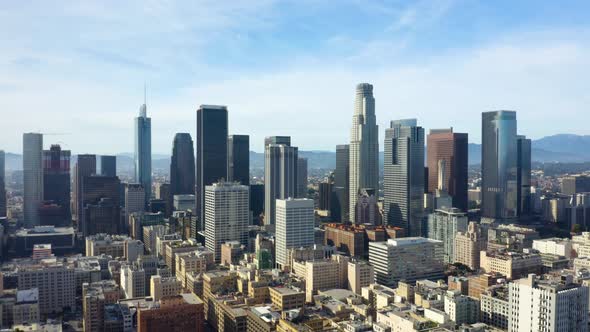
[135,102,152,206]
[517,135,532,217]
[23,132,43,227]
[481,111,518,221]
[170,133,195,198]
[383,119,425,236]
[227,134,249,185]
[264,136,298,226]
[331,144,350,222]
[349,83,379,223]
[426,129,468,211]
[42,144,71,226]
[0,150,5,217]
[196,105,228,229]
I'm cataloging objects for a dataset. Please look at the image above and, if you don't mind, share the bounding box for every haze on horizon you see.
[1,1,589,154]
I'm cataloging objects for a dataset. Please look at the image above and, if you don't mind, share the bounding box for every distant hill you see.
[4,134,590,170]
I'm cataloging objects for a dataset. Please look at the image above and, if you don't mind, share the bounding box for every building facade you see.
[349,83,379,224]
[275,198,315,270]
[383,119,425,236]
[23,133,44,227]
[264,136,298,225]
[170,133,195,200]
[227,134,250,185]
[135,102,152,205]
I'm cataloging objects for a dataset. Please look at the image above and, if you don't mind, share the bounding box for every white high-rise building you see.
[23,133,43,227]
[204,182,249,263]
[121,263,146,299]
[369,237,444,287]
[349,83,379,223]
[275,198,314,270]
[508,274,588,332]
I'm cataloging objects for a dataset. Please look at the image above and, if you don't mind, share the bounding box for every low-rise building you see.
[480,250,542,279]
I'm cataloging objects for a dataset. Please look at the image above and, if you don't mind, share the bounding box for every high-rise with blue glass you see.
[481,111,518,221]
[135,102,152,206]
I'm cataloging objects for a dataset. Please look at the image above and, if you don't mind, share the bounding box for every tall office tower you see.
[275,198,314,270]
[100,155,117,177]
[42,145,71,226]
[74,154,96,225]
[250,183,264,223]
[170,133,195,199]
[562,175,590,195]
[80,175,121,236]
[264,136,298,225]
[196,105,228,230]
[383,119,425,236]
[297,157,308,198]
[318,182,332,211]
[204,182,249,263]
[508,274,588,332]
[427,129,468,211]
[0,150,6,217]
[135,101,152,206]
[23,133,44,227]
[482,111,518,221]
[517,135,532,217]
[349,83,379,223]
[125,183,145,227]
[332,144,350,222]
[227,135,250,185]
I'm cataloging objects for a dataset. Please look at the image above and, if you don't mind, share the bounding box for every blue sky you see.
[1,0,589,154]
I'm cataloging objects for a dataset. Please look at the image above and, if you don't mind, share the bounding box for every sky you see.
[1,0,589,154]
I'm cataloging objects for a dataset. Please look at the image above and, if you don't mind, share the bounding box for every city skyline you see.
[1,1,590,154]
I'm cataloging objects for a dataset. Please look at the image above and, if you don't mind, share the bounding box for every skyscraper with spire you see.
[134,93,152,206]
[349,83,379,223]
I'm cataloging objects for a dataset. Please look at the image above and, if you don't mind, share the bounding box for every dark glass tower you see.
[481,111,518,220]
[100,155,117,177]
[196,105,228,229]
[42,145,71,226]
[517,135,532,217]
[170,133,196,199]
[228,135,250,185]
[80,175,121,236]
[331,144,350,222]
[426,129,469,211]
[383,119,425,236]
[74,154,96,225]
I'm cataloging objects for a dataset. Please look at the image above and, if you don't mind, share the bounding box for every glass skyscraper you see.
[196,105,228,230]
[227,134,250,185]
[383,119,425,236]
[135,103,152,206]
[170,133,195,198]
[23,132,43,227]
[481,111,518,220]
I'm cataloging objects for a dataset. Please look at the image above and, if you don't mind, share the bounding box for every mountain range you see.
[3,134,590,171]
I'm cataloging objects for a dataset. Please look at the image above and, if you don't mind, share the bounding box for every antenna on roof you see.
[144,82,147,105]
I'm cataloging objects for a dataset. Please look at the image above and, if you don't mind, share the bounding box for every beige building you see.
[454,222,486,270]
[16,259,76,316]
[85,233,131,258]
[150,275,182,302]
[269,287,305,311]
[304,258,347,302]
[221,241,244,266]
[479,250,542,279]
[348,260,374,295]
[164,240,202,275]
[175,249,213,288]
